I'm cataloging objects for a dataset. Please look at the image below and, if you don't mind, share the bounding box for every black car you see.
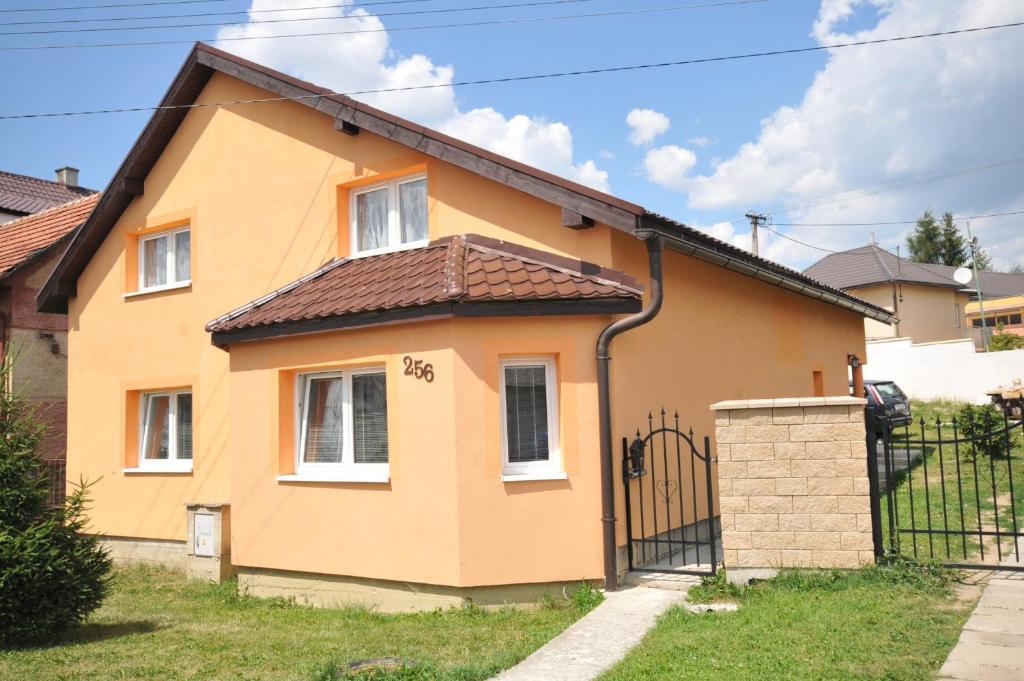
[851,379,912,429]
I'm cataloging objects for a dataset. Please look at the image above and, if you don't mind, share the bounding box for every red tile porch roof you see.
[206,234,643,345]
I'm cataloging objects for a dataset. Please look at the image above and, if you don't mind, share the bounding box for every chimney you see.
[55,166,79,187]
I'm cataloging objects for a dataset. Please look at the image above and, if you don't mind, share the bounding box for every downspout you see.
[597,230,664,591]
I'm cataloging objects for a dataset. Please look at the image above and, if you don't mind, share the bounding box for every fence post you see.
[864,405,885,560]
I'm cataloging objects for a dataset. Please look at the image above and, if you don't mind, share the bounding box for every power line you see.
[774,209,1024,228]
[0,0,769,48]
[0,19,1018,115]
[0,0,616,35]
[773,155,1024,214]
[0,0,224,14]
[0,0,437,26]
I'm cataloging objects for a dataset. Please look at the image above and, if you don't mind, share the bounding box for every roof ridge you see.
[0,168,93,191]
[869,243,895,281]
[460,234,642,294]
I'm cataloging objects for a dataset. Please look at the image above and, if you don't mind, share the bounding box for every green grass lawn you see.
[0,565,597,681]
[881,398,1024,562]
[600,566,972,681]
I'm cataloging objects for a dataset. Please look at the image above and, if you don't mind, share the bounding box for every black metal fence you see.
[866,404,1024,569]
[622,410,719,575]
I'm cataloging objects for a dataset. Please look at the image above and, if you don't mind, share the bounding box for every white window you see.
[139,226,191,292]
[138,390,193,472]
[350,174,428,256]
[293,368,389,482]
[499,358,563,480]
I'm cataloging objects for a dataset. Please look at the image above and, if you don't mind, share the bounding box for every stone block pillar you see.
[186,503,233,582]
[710,397,873,576]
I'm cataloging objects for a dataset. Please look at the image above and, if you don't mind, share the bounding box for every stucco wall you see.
[850,283,967,344]
[66,72,621,547]
[864,337,1024,403]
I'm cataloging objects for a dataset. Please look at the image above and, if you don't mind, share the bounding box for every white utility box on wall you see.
[185,503,233,582]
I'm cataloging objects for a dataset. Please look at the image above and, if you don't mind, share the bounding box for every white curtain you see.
[399,179,427,243]
[357,188,389,251]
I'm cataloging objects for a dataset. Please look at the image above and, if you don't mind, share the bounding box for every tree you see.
[969,237,993,271]
[938,212,968,266]
[0,354,112,646]
[1011,263,1024,275]
[906,210,943,263]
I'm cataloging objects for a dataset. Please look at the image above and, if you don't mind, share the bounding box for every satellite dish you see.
[953,267,973,285]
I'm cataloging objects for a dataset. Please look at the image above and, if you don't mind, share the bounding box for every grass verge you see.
[600,563,971,681]
[0,565,600,681]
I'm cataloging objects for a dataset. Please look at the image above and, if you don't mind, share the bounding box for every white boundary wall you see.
[864,337,1024,403]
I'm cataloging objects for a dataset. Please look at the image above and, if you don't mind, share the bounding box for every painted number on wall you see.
[403,356,435,383]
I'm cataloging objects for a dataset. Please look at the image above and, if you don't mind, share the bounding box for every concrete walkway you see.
[492,586,687,681]
[939,571,1024,681]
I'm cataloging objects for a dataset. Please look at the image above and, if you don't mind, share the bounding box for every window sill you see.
[123,281,192,298]
[349,240,429,259]
[124,465,193,475]
[277,472,390,484]
[501,471,568,482]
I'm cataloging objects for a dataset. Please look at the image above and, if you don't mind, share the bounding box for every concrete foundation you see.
[101,535,187,569]
[237,567,600,612]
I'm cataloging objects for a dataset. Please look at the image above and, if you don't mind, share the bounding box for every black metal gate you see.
[622,410,719,574]
[866,405,1024,570]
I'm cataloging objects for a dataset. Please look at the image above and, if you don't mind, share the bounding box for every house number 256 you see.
[403,356,435,383]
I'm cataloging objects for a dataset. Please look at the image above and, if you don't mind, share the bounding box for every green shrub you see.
[0,358,112,646]
[989,325,1024,351]
[955,403,1012,460]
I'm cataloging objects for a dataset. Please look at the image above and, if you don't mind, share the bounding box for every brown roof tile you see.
[0,170,96,216]
[0,193,99,281]
[206,234,642,342]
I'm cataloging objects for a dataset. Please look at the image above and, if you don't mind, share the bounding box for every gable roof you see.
[37,42,894,326]
[804,243,963,290]
[804,243,1024,299]
[206,234,642,346]
[0,170,95,217]
[0,193,99,283]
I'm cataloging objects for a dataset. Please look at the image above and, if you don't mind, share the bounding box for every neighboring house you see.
[0,193,100,504]
[0,167,94,224]
[38,44,892,606]
[967,295,1024,339]
[805,243,986,343]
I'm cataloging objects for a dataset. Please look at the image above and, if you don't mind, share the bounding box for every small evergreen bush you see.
[989,324,1024,352]
[0,357,112,646]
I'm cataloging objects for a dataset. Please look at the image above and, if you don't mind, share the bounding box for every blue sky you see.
[2,0,1022,270]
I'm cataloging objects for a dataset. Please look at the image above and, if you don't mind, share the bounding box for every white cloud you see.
[650,1,1024,270]
[687,136,711,147]
[626,108,671,146]
[643,145,697,192]
[216,1,609,191]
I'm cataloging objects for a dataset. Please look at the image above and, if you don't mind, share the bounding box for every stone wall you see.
[711,397,874,572]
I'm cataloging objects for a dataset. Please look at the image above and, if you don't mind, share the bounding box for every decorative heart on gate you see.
[656,479,678,502]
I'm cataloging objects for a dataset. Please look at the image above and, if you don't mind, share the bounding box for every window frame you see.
[498,357,563,481]
[136,388,193,472]
[348,173,428,257]
[290,367,390,483]
[137,224,191,293]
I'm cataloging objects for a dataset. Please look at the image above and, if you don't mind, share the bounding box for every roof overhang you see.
[641,214,896,324]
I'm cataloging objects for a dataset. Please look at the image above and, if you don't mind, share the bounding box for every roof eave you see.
[210,297,642,347]
[642,214,897,325]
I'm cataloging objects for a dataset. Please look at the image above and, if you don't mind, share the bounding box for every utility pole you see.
[745,212,767,257]
[966,221,989,352]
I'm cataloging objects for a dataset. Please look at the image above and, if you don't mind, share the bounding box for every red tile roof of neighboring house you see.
[206,234,643,344]
[0,193,100,281]
[0,170,96,216]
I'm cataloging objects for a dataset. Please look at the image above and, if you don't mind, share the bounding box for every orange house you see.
[39,44,893,609]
